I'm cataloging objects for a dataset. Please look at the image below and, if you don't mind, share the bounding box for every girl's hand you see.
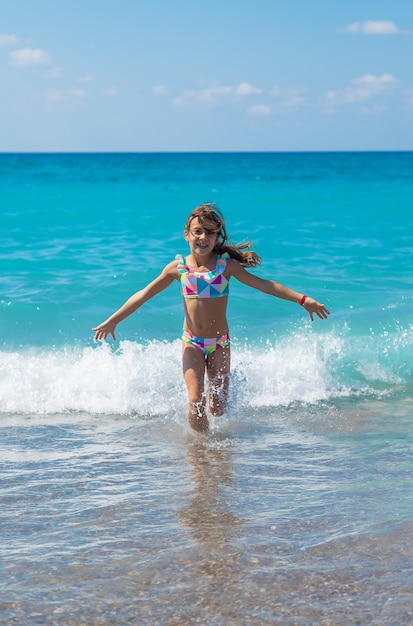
[92,321,117,341]
[302,297,330,321]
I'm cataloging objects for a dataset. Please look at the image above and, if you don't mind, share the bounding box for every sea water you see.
[1,152,413,624]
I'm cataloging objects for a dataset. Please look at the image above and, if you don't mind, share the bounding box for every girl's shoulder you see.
[225,255,250,278]
[225,255,241,268]
[159,257,182,278]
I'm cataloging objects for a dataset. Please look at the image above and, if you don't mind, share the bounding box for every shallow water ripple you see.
[1,415,413,625]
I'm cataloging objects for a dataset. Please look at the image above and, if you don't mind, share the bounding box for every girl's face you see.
[184,217,219,256]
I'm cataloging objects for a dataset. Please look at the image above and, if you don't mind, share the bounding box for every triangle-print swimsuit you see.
[176,252,231,355]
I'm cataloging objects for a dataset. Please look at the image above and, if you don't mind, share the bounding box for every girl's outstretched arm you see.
[229,259,330,321]
[93,262,177,341]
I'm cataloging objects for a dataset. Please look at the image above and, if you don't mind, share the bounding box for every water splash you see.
[1,325,411,418]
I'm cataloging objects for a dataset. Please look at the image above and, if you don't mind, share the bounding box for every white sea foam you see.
[1,327,410,418]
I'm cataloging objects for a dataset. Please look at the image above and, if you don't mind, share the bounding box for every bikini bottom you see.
[182,329,230,356]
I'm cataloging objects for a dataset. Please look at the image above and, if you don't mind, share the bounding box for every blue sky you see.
[1,0,412,152]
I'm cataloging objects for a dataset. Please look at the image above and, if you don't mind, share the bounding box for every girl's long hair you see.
[185,203,261,268]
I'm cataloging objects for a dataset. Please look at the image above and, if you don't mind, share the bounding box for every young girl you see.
[93,203,330,432]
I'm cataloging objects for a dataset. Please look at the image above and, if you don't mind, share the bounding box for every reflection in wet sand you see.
[179,441,245,579]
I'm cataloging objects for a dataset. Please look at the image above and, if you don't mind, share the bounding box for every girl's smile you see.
[185,218,219,255]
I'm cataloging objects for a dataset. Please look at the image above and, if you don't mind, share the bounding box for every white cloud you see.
[39,88,87,109]
[42,67,61,79]
[0,33,19,46]
[271,85,307,108]
[75,74,95,84]
[235,82,262,96]
[172,97,186,108]
[10,48,51,67]
[359,104,388,115]
[345,22,362,34]
[356,74,397,86]
[196,86,233,102]
[172,81,262,108]
[175,85,232,106]
[102,86,118,97]
[343,21,398,35]
[326,73,398,105]
[153,85,168,95]
[248,104,270,116]
[363,20,398,34]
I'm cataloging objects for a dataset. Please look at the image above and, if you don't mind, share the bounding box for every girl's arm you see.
[229,259,330,321]
[93,262,177,341]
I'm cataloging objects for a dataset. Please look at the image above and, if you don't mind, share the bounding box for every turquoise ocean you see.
[1,152,413,624]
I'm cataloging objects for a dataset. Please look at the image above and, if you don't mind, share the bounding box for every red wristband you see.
[300,295,307,306]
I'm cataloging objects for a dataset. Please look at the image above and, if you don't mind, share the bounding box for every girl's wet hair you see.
[185,203,261,268]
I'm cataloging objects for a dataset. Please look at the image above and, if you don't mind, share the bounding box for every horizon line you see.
[1,149,412,155]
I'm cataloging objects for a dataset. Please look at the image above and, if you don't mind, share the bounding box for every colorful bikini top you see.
[176,252,230,299]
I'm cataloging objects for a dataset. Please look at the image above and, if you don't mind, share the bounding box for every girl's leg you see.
[206,345,231,417]
[182,343,209,432]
